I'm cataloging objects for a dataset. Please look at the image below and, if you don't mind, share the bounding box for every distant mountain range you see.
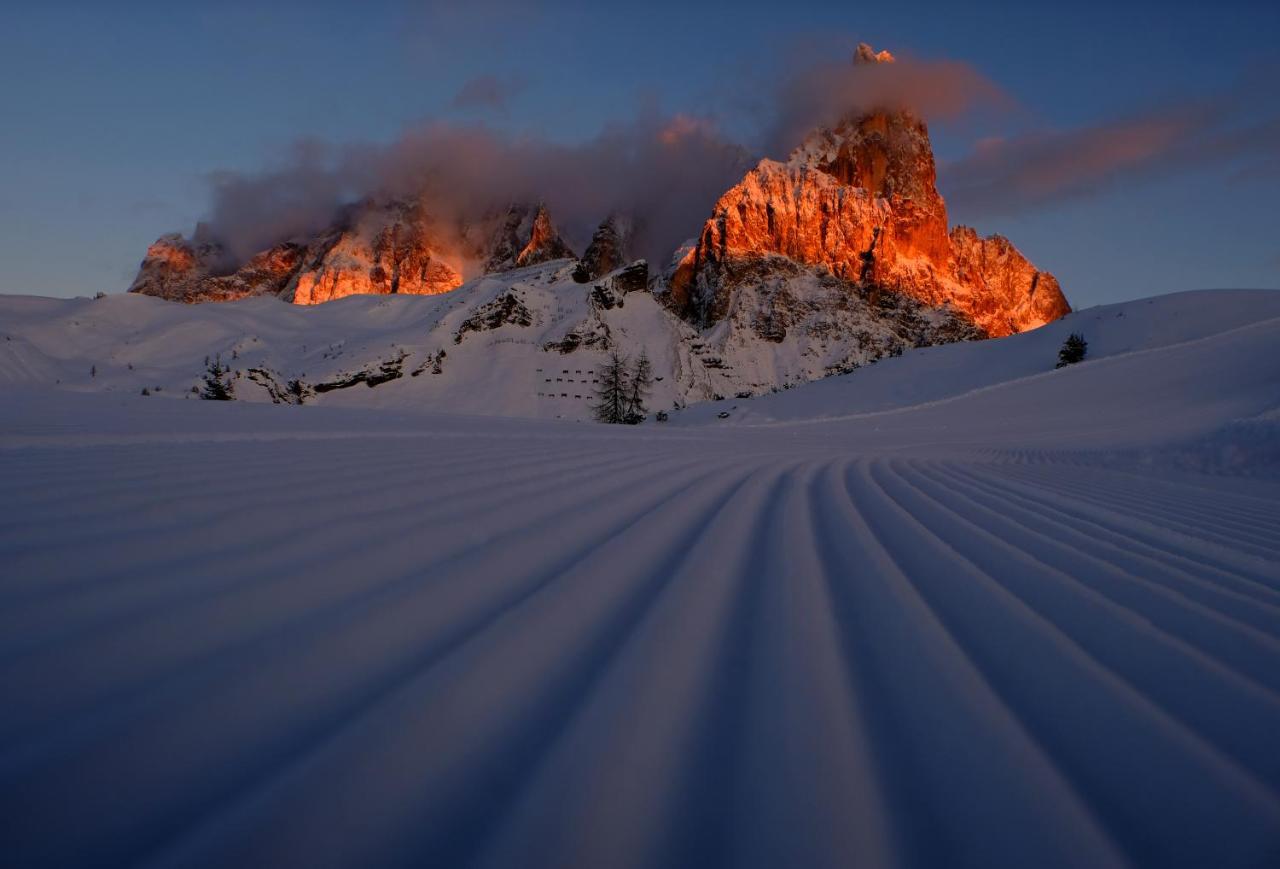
[126,44,1069,406]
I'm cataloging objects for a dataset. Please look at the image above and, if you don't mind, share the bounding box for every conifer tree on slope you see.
[200,354,235,401]
[1056,333,1088,369]
[592,350,629,424]
[625,348,653,423]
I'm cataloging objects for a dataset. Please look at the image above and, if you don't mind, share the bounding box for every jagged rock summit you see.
[129,198,580,307]
[129,198,464,305]
[668,44,1069,337]
[482,203,576,274]
[573,214,634,283]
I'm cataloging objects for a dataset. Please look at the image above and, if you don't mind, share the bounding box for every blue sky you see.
[2,0,1277,307]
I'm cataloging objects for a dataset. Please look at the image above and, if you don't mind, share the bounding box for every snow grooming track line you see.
[417,465,783,869]
[926,458,1280,609]
[904,460,1280,650]
[467,462,890,869]
[131,463,764,869]
[920,460,1280,618]
[0,444,658,648]
[990,462,1280,556]
[0,438,613,603]
[18,432,604,541]
[811,459,1128,869]
[659,461,895,869]
[882,459,1280,785]
[855,459,1280,867]
[460,465,786,869]
[0,456,728,867]
[944,459,1280,592]
[0,436,564,541]
[0,450,686,766]
[632,468,792,869]
[979,449,1280,525]
[712,461,894,869]
[981,452,1280,526]
[0,445,666,715]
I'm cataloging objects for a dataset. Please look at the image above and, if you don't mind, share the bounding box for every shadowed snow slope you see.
[0,289,1278,868]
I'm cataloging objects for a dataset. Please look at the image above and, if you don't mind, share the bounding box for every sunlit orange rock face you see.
[128,233,304,303]
[670,52,1069,337]
[130,200,464,305]
[288,200,462,305]
[129,199,582,305]
[949,228,1070,337]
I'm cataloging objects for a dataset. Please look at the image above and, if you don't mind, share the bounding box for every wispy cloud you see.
[942,72,1280,216]
[763,42,1011,155]
[202,110,751,268]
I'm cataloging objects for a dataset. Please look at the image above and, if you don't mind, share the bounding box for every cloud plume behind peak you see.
[198,43,1015,269]
[202,112,752,270]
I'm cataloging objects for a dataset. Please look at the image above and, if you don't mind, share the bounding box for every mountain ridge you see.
[125,43,1069,402]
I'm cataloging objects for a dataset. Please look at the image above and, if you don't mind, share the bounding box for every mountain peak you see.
[854,42,895,65]
[483,203,576,274]
[670,96,1068,337]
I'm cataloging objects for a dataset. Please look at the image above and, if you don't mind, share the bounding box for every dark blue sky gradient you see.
[2,0,1277,307]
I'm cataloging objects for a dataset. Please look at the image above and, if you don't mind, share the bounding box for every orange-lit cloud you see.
[763,44,1011,155]
[203,112,750,270]
[943,74,1280,216]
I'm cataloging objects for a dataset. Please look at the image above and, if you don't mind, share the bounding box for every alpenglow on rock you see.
[129,199,464,305]
[129,43,1066,341]
[668,45,1069,337]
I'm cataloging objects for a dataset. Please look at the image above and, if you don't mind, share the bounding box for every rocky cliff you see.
[483,204,576,273]
[129,197,586,306]
[668,45,1069,338]
[573,214,634,283]
[127,232,306,304]
[286,200,463,305]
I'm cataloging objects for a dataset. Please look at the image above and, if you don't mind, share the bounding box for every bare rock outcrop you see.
[483,204,575,274]
[128,231,305,303]
[669,45,1069,337]
[287,200,462,305]
[573,214,633,283]
[130,200,463,305]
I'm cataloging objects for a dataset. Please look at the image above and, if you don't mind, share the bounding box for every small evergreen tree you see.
[200,354,235,400]
[1056,333,1088,368]
[624,348,653,423]
[592,350,630,424]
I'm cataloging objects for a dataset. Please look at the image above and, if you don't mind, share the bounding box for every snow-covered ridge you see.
[0,258,984,420]
[4,286,1275,426]
[674,289,1280,425]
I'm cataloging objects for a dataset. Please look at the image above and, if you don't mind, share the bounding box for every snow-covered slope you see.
[1,288,1278,868]
[674,289,1280,426]
[0,259,982,419]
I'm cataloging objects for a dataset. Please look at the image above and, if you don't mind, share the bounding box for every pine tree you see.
[592,350,629,424]
[200,354,235,400]
[625,348,653,424]
[1056,333,1088,368]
